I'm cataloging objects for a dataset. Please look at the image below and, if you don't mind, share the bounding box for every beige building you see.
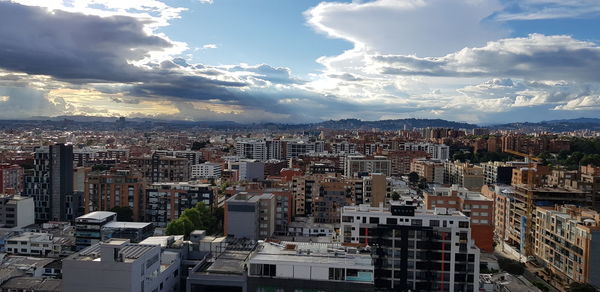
[410,159,444,184]
[444,161,485,191]
[361,173,392,207]
[534,205,600,289]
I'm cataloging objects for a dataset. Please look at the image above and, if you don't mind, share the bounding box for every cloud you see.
[305,0,508,57]
[198,0,214,4]
[202,44,218,49]
[0,2,173,82]
[372,34,600,82]
[0,86,68,118]
[492,0,600,21]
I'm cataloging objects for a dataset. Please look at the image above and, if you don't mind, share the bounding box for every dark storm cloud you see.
[0,2,169,82]
[0,2,248,101]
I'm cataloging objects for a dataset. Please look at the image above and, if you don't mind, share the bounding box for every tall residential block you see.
[84,167,146,221]
[424,185,494,252]
[145,182,213,228]
[341,204,480,291]
[25,144,79,222]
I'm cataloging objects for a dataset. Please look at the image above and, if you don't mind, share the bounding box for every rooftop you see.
[7,232,52,242]
[71,241,158,262]
[76,211,116,222]
[0,277,62,292]
[102,221,153,229]
[252,241,373,268]
[151,182,211,188]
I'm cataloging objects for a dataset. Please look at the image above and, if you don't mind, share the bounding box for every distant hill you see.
[493,118,600,132]
[311,118,477,130]
[2,116,599,132]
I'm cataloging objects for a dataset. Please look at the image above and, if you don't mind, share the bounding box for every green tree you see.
[110,206,133,222]
[166,218,186,236]
[418,178,428,189]
[568,283,597,292]
[498,258,525,275]
[165,202,220,236]
[408,172,420,184]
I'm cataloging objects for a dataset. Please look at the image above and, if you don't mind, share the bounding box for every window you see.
[250,264,276,277]
[411,219,422,227]
[369,217,379,224]
[329,268,345,280]
[386,218,398,225]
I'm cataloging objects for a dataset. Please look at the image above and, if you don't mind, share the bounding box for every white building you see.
[248,241,374,286]
[191,162,222,179]
[63,239,180,292]
[5,232,70,257]
[397,142,450,161]
[0,194,34,228]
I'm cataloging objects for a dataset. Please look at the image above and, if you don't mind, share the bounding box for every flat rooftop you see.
[76,211,116,222]
[71,242,158,262]
[252,241,373,268]
[102,221,153,229]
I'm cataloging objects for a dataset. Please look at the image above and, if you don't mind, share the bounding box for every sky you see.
[1,0,600,125]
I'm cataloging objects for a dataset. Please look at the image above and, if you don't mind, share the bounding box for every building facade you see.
[341,204,480,292]
[146,182,214,228]
[0,194,34,228]
[84,168,146,221]
[25,144,79,222]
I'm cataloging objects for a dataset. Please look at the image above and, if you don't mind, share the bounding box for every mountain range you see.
[1,116,600,132]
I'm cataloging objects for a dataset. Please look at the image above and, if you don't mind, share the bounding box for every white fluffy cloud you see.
[372,34,600,82]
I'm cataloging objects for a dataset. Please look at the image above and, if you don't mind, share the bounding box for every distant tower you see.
[116,117,126,128]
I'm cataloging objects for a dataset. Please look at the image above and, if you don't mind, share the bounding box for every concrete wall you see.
[226,203,258,240]
[16,197,35,228]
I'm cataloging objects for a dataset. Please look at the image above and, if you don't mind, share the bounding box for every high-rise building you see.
[25,144,79,222]
[444,161,485,191]
[191,162,222,179]
[411,159,445,184]
[534,205,600,289]
[129,153,190,183]
[344,155,392,177]
[145,182,213,228]
[362,173,392,207]
[84,167,146,221]
[312,181,353,224]
[238,160,265,181]
[0,163,24,194]
[224,193,275,240]
[341,204,480,291]
[423,185,494,252]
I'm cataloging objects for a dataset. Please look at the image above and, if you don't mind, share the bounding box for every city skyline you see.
[1,0,600,124]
